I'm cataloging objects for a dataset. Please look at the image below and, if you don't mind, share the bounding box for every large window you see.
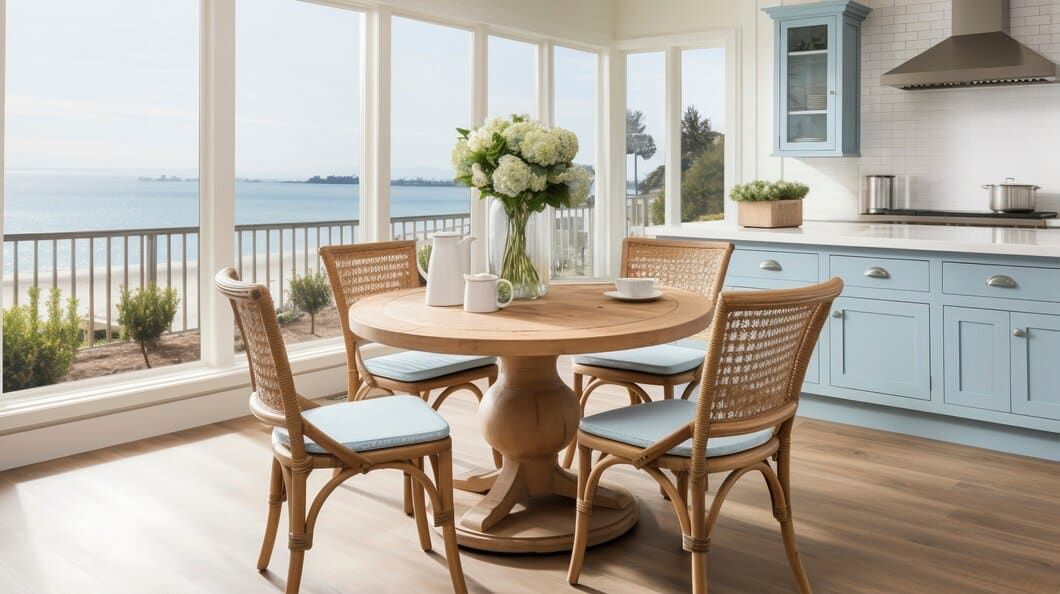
[625,52,665,233]
[552,46,598,278]
[679,47,726,223]
[488,36,538,119]
[3,0,199,391]
[390,18,472,243]
[235,0,362,344]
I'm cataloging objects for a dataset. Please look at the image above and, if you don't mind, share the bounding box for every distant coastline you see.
[138,173,458,187]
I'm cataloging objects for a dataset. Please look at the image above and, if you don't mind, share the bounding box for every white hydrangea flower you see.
[528,171,548,192]
[470,163,489,188]
[467,116,512,153]
[519,128,563,166]
[552,129,580,163]
[556,166,593,206]
[492,155,533,197]
[451,140,472,177]
[502,120,542,154]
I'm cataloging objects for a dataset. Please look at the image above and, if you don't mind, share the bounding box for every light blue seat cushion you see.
[580,399,774,458]
[364,351,496,383]
[573,339,706,376]
[274,395,450,454]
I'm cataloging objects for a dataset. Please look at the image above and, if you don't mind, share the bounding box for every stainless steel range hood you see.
[881,0,1058,90]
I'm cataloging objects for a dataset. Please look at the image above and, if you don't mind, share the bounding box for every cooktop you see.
[870,209,1057,220]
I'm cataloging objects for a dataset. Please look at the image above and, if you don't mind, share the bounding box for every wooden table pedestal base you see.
[446,355,639,553]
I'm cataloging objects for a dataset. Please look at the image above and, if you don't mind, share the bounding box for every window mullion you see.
[361,6,391,242]
[199,0,236,368]
[601,49,626,279]
[664,46,682,227]
[470,25,488,273]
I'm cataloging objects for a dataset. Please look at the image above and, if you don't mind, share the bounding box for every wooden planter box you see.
[737,200,803,228]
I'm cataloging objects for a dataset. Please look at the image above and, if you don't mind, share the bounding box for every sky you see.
[5,0,721,183]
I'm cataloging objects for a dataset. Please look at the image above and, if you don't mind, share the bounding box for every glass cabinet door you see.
[779,17,835,151]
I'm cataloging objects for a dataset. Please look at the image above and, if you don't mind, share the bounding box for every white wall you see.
[614,0,741,38]
[620,0,1060,219]
[383,0,615,45]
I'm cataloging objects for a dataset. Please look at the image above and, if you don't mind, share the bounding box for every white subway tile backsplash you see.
[789,0,1060,217]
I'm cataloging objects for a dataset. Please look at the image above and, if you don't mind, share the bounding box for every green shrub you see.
[117,283,179,369]
[2,287,81,392]
[288,269,332,336]
[730,179,809,202]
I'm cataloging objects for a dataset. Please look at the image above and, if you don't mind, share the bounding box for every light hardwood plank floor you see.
[0,359,1057,594]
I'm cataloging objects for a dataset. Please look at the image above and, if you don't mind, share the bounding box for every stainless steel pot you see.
[865,175,896,213]
[984,178,1040,213]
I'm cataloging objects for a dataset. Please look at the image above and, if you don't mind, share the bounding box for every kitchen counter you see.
[649,220,1060,259]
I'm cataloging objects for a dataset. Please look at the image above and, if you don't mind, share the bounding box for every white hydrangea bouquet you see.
[452,114,593,299]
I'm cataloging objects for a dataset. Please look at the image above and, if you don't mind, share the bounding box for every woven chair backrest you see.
[215,267,306,451]
[690,278,843,472]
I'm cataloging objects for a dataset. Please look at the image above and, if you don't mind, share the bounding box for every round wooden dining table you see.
[348,283,713,553]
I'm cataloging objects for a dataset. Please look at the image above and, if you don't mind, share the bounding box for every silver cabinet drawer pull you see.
[986,274,1018,289]
[864,266,890,279]
[832,309,843,319]
[1013,328,1026,338]
[760,260,782,271]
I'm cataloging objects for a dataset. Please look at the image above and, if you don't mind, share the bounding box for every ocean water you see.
[3,173,471,234]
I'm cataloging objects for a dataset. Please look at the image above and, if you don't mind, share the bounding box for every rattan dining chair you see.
[567,278,843,594]
[320,241,498,408]
[561,237,734,469]
[321,241,502,508]
[216,268,467,594]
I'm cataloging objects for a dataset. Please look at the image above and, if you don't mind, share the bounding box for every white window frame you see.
[0,0,639,447]
[615,29,740,235]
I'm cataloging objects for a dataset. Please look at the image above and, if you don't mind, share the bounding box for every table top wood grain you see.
[348,283,714,357]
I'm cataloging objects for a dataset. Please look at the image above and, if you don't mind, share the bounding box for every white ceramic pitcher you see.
[417,231,476,306]
[463,273,514,313]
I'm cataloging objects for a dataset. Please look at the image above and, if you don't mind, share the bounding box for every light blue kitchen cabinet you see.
[943,307,1011,412]
[1011,312,1060,421]
[763,1,871,157]
[830,297,931,400]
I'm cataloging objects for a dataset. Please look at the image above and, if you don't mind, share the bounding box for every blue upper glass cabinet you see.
[763,1,870,157]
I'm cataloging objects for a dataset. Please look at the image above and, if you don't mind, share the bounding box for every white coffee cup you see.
[463,273,514,313]
[614,277,656,298]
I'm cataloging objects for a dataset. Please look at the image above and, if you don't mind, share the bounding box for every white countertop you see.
[649,221,1060,259]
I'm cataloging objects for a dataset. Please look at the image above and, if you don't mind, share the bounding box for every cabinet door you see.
[727,284,820,384]
[830,297,931,400]
[779,16,836,152]
[1011,312,1060,420]
[943,307,1010,412]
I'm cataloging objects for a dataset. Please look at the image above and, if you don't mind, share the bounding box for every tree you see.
[626,110,657,194]
[117,283,179,369]
[288,270,332,336]
[648,106,726,224]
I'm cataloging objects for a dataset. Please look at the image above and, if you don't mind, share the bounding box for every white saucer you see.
[603,289,663,302]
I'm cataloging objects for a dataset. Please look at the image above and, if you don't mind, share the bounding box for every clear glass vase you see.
[488,199,548,300]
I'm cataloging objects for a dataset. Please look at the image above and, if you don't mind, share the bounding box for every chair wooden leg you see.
[433,449,468,594]
[773,426,812,594]
[691,551,708,594]
[410,458,433,552]
[561,373,586,469]
[663,383,674,400]
[403,473,414,516]
[283,468,310,594]
[257,458,285,571]
[567,444,593,585]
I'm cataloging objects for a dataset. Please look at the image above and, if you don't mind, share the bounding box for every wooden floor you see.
[1,360,1057,594]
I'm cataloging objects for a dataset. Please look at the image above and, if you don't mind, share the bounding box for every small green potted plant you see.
[730,180,809,228]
